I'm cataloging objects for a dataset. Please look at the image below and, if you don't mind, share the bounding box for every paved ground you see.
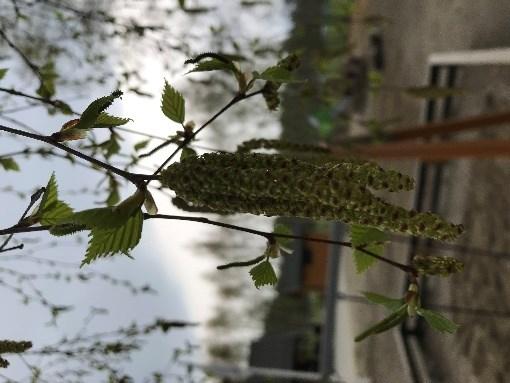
[336,1,510,382]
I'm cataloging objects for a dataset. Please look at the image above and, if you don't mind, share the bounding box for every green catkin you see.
[412,255,464,276]
[160,152,464,241]
[0,340,32,368]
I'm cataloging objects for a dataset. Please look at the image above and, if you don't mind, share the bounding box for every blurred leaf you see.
[254,66,302,83]
[249,260,277,289]
[0,68,8,80]
[134,139,150,151]
[105,174,120,206]
[355,304,407,342]
[0,157,20,171]
[273,223,293,251]
[418,308,459,334]
[36,61,57,99]
[161,80,185,123]
[350,225,388,273]
[363,292,404,312]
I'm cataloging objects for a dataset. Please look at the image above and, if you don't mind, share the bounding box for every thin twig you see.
[0,124,154,184]
[147,89,264,184]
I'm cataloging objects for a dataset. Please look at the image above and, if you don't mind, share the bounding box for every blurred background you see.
[1,0,510,382]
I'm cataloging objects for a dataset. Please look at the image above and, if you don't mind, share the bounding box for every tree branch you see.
[0,124,155,184]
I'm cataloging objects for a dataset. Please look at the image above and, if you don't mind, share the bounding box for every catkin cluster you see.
[413,255,464,276]
[160,153,464,241]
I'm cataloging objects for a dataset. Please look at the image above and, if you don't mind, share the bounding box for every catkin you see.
[160,152,463,241]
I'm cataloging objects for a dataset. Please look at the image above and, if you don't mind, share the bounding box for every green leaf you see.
[254,66,301,83]
[49,223,86,237]
[93,112,132,128]
[417,308,459,334]
[0,157,20,171]
[0,68,8,80]
[74,90,123,131]
[61,189,145,230]
[103,135,121,159]
[134,139,150,151]
[81,209,143,266]
[350,225,388,273]
[355,304,407,342]
[161,81,185,123]
[180,147,197,161]
[363,292,404,312]
[249,260,277,289]
[186,58,235,74]
[36,173,73,225]
[36,61,57,99]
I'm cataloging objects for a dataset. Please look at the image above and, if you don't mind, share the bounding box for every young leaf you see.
[363,292,404,312]
[355,304,407,342]
[61,189,145,230]
[186,59,235,74]
[93,112,132,128]
[350,225,388,273]
[254,66,301,83]
[417,308,459,334]
[249,260,277,289]
[0,68,8,80]
[180,147,197,161]
[0,157,20,171]
[161,81,185,123]
[81,209,143,266]
[35,173,73,225]
[74,90,123,131]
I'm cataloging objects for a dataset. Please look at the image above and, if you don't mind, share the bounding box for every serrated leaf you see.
[0,68,8,80]
[254,66,301,83]
[355,304,407,342]
[134,139,150,151]
[36,173,73,225]
[186,58,235,74]
[0,157,20,171]
[60,189,145,230]
[180,147,196,160]
[161,81,185,123]
[363,292,404,312]
[74,90,123,131]
[249,260,277,289]
[49,223,86,236]
[81,209,143,266]
[93,112,132,128]
[350,225,389,273]
[417,308,459,334]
